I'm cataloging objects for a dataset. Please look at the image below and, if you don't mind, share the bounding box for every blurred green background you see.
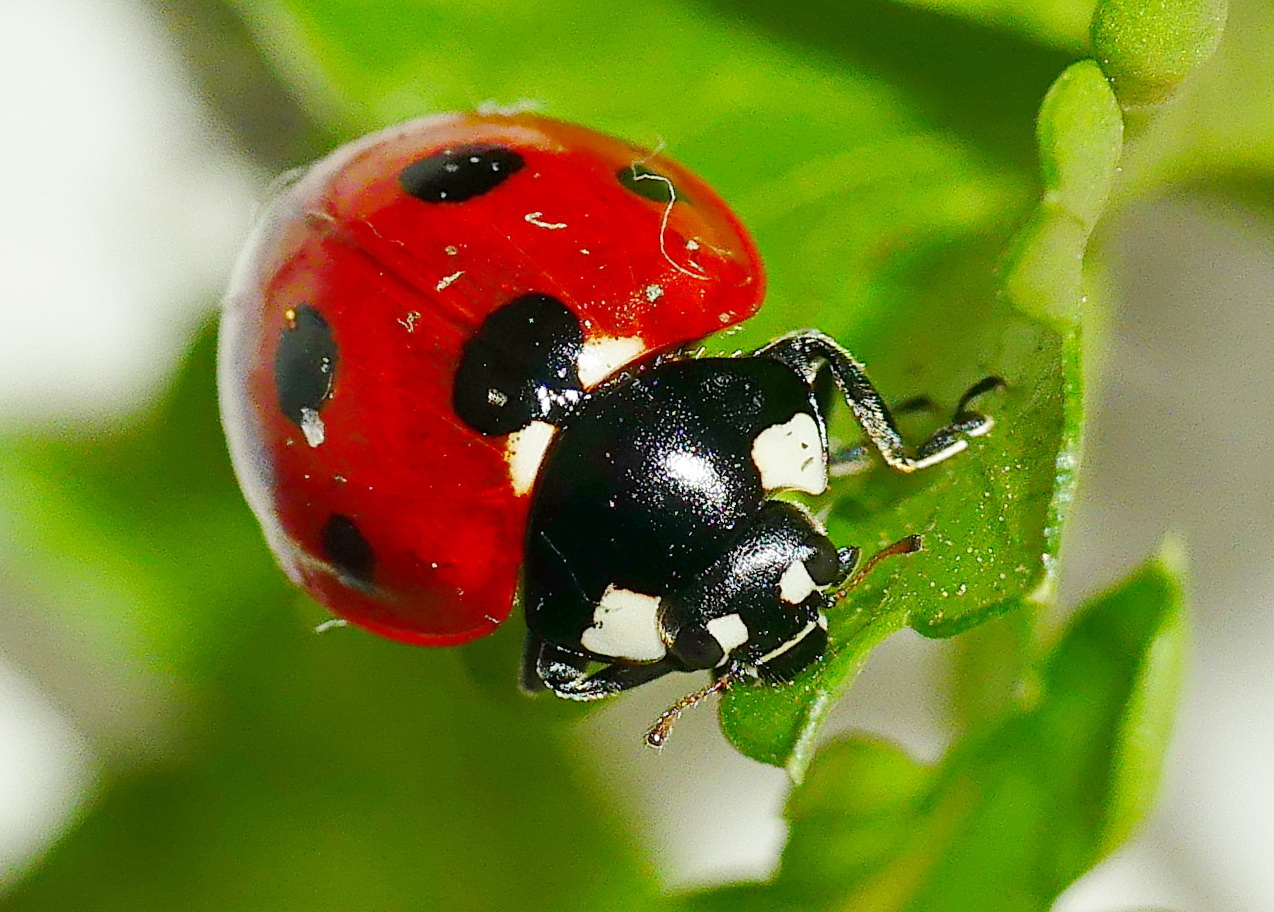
[0,0,1270,909]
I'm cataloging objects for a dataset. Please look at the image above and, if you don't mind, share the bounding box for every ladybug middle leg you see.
[826,393,940,477]
[762,331,1003,474]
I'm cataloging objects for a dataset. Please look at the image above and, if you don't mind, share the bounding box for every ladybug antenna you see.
[840,534,923,599]
[644,673,734,750]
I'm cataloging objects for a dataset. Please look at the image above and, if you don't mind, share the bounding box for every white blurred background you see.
[0,1,1270,908]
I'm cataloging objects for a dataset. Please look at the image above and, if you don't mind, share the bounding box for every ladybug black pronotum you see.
[218,112,999,745]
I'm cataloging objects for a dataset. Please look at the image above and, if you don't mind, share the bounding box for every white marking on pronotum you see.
[778,560,817,605]
[751,412,827,494]
[580,585,667,661]
[436,271,463,291]
[757,618,820,666]
[644,284,664,302]
[706,614,749,663]
[504,420,558,496]
[314,618,349,634]
[398,311,421,332]
[576,336,646,387]
[525,211,567,229]
[300,408,326,447]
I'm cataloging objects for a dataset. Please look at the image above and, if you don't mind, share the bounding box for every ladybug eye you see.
[399,144,525,203]
[616,164,685,205]
[669,624,725,671]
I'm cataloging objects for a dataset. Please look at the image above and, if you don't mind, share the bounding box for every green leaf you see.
[683,549,1188,912]
[719,57,1120,775]
[1111,0,1274,227]
[1092,0,1228,108]
[0,325,660,912]
[0,317,290,693]
[1003,59,1123,328]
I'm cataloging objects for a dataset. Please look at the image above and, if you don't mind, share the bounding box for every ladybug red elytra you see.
[219,111,998,735]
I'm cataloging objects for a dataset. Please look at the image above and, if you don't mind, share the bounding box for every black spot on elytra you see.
[399,144,524,203]
[322,515,375,588]
[616,164,685,205]
[275,305,337,426]
[453,293,584,436]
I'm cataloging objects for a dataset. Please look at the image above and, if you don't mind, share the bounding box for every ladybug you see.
[219,111,998,729]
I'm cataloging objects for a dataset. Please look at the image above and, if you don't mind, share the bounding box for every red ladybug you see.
[219,112,997,716]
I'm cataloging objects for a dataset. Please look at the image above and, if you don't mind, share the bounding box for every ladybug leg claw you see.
[913,375,1005,463]
[524,637,677,701]
[828,395,939,476]
[761,331,1002,474]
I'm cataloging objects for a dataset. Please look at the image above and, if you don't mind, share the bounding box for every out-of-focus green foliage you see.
[0,328,660,912]
[882,0,1096,52]
[1,0,1257,906]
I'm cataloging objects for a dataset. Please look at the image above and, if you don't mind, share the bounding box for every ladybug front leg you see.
[760,331,1002,474]
[523,636,680,701]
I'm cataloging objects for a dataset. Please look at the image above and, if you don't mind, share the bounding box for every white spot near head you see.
[751,412,827,494]
[300,408,325,447]
[505,420,558,496]
[576,336,646,387]
[644,284,664,302]
[779,560,817,605]
[706,613,749,662]
[580,585,667,662]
